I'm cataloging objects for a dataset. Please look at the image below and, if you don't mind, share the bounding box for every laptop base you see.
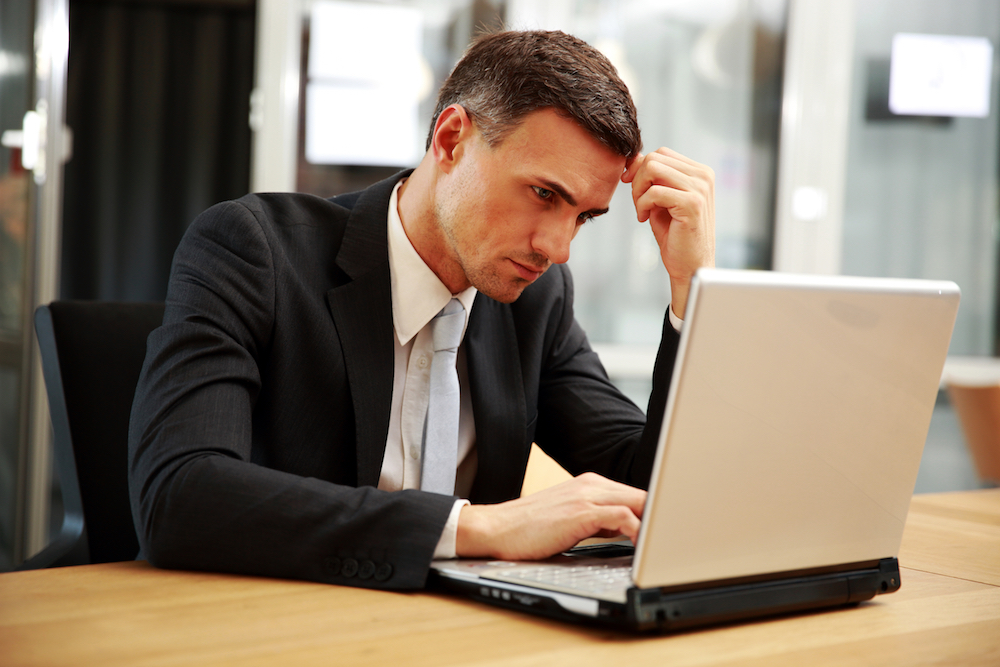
[430,557,901,633]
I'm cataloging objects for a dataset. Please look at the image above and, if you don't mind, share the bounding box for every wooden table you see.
[2,490,998,666]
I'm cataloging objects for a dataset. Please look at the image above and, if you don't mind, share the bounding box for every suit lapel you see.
[326,173,408,488]
[465,296,527,503]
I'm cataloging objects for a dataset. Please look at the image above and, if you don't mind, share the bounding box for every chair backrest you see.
[946,383,1000,485]
[26,301,164,568]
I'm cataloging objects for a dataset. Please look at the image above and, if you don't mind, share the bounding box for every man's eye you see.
[532,186,554,200]
[578,212,595,224]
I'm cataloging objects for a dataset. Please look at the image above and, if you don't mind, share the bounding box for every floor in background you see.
[915,398,983,493]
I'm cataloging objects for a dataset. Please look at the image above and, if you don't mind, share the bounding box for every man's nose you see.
[532,216,578,265]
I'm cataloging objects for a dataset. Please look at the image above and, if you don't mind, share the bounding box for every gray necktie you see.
[421,299,466,494]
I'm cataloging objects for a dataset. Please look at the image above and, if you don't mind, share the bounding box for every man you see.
[128,29,715,589]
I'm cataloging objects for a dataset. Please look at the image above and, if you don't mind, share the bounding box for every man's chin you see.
[466,262,550,303]
[479,284,527,304]
[472,277,532,304]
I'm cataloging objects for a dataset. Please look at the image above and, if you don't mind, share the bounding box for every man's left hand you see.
[621,148,716,320]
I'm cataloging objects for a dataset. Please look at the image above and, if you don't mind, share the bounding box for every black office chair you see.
[18,301,165,569]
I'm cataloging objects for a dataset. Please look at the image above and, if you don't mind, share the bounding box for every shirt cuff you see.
[433,498,471,559]
[668,304,684,331]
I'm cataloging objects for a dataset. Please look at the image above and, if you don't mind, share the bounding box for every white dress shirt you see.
[380,180,476,558]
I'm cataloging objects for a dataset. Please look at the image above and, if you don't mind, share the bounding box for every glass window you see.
[0,0,34,571]
[296,0,507,197]
[295,0,788,409]
[841,0,1000,356]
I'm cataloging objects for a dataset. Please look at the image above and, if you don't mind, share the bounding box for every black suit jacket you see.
[128,171,680,590]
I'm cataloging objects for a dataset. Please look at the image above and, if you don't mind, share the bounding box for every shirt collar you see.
[387,179,477,346]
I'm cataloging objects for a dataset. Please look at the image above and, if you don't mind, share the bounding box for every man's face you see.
[434,108,626,303]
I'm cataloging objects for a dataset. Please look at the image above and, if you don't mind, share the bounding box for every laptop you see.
[430,268,961,632]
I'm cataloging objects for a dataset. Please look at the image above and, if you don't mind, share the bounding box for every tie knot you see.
[431,299,465,352]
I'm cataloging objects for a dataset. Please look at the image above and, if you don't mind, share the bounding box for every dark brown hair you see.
[427,30,641,159]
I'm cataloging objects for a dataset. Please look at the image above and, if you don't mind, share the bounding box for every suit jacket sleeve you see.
[520,264,680,490]
[128,195,455,590]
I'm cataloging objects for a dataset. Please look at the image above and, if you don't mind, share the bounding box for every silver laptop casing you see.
[634,269,960,587]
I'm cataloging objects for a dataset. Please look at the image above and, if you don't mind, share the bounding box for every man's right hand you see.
[454,473,646,560]
[622,147,716,321]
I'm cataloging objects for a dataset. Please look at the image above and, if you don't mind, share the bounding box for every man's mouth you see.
[510,259,546,282]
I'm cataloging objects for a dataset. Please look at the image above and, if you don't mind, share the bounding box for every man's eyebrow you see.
[538,179,609,218]
[538,179,577,206]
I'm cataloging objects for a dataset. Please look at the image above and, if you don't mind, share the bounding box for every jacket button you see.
[341,558,359,578]
[358,560,376,580]
[323,556,341,576]
[374,563,393,582]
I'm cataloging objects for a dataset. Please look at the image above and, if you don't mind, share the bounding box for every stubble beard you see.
[434,185,532,304]
[439,219,528,304]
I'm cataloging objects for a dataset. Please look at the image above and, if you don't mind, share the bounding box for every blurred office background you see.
[0,0,994,569]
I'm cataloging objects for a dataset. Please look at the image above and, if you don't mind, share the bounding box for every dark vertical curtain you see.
[62,0,256,302]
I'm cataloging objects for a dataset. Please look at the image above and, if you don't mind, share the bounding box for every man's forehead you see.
[483,110,625,191]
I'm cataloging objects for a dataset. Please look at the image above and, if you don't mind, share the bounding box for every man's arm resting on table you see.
[130,197,457,590]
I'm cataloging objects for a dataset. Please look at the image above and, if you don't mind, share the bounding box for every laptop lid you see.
[632,268,960,588]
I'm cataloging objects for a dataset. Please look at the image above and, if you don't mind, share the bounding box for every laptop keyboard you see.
[492,561,633,598]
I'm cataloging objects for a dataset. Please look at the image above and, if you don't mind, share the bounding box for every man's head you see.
[426,30,642,161]
[402,30,640,304]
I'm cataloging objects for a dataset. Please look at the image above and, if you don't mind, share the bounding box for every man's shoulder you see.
[176,194,355,270]
[228,170,411,232]
[199,171,401,226]
[227,192,353,230]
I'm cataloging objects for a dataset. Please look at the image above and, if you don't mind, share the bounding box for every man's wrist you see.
[668,304,684,331]
[432,499,470,559]
[455,503,495,558]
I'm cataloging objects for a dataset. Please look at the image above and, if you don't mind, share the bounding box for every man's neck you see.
[395,161,470,295]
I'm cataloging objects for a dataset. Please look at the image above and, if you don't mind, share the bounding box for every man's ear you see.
[431,104,473,173]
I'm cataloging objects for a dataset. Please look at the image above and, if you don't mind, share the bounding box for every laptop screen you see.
[633,269,960,589]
